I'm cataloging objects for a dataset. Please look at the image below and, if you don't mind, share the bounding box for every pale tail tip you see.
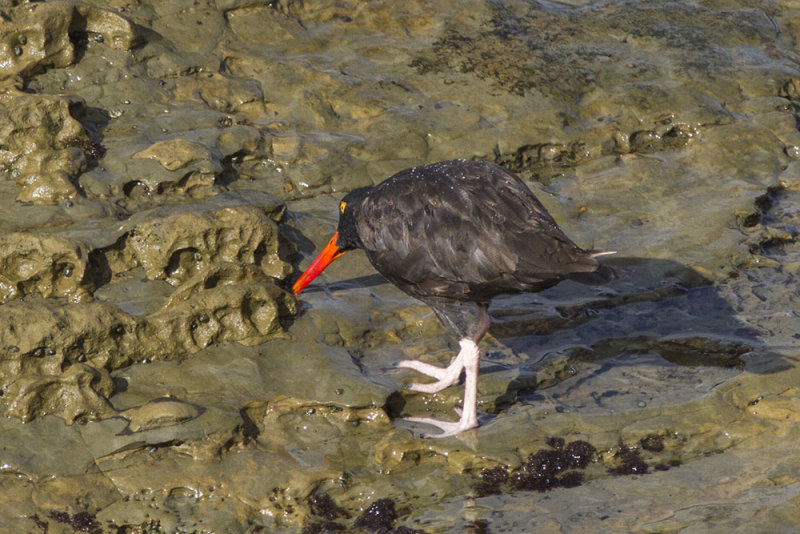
[590,250,617,258]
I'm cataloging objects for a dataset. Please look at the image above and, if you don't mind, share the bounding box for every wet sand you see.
[1,0,800,532]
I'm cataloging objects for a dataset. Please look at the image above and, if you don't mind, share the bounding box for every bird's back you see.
[353,159,609,302]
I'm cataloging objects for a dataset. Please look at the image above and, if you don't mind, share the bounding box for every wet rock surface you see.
[1,0,800,532]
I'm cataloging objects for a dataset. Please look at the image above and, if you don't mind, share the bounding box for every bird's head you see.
[291,187,370,294]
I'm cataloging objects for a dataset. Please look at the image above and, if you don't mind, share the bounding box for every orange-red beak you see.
[292,232,347,294]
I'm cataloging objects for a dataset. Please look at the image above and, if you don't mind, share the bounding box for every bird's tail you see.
[568,250,617,285]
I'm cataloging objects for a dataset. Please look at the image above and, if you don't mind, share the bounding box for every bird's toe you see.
[397,359,445,376]
[397,359,464,387]
[407,381,451,394]
[405,416,478,438]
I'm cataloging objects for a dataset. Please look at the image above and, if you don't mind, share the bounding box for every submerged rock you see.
[132,138,215,171]
[119,398,202,433]
[242,395,392,446]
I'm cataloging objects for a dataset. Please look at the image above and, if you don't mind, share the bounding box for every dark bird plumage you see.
[293,159,614,437]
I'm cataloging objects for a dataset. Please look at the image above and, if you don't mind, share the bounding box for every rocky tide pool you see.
[1,0,800,532]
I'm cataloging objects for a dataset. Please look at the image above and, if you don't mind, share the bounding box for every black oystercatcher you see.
[292,159,614,437]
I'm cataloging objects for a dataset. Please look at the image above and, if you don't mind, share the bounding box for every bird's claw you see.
[405,415,478,438]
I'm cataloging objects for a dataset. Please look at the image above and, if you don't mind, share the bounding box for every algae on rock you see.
[108,202,291,284]
[0,94,89,204]
[0,232,92,303]
[0,1,139,86]
[0,281,295,423]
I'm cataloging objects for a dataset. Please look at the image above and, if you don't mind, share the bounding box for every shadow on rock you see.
[488,256,790,415]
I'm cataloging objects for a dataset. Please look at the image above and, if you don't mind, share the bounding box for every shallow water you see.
[2,0,800,532]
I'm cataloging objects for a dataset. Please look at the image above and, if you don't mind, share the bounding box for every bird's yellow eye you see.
[339,201,347,214]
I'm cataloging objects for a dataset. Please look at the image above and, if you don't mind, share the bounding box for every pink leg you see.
[403,338,480,438]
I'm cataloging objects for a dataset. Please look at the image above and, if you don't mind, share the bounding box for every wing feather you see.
[354,160,601,301]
